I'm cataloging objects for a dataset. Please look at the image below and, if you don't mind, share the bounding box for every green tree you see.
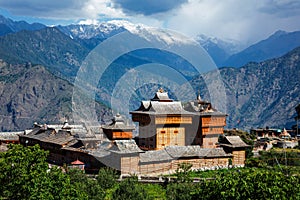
[142,184,166,200]
[193,168,300,200]
[112,176,150,200]
[166,182,195,200]
[175,162,193,183]
[68,168,105,200]
[97,167,118,190]
[0,144,82,199]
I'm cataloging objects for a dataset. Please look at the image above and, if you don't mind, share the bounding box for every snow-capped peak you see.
[107,20,197,46]
[196,34,242,54]
[58,20,198,46]
[106,20,147,34]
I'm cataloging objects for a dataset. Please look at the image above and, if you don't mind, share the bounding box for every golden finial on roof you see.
[158,88,164,93]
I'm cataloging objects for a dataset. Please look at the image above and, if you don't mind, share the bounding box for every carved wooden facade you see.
[184,98,227,148]
[131,91,195,150]
[132,91,228,150]
[199,115,227,148]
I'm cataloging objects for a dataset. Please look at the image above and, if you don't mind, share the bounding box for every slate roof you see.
[131,90,188,115]
[0,131,23,141]
[102,114,135,130]
[140,146,230,163]
[220,136,250,148]
[139,149,172,163]
[135,101,151,111]
[150,101,187,114]
[94,140,143,156]
[151,91,173,102]
[109,140,144,154]
[164,146,230,158]
[22,128,76,146]
[184,100,227,116]
[131,101,194,115]
[21,124,103,147]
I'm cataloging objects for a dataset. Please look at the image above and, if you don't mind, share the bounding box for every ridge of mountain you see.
[0,26,89,79]
[0,60,111,131]
[196,34,243,67]
[2,13,299,70]
[56,23,126,49]
[223,30,300,67]
[0,14,299,131]
[57,20,199,50]
[0,14,46,35]
[191,46,300,129]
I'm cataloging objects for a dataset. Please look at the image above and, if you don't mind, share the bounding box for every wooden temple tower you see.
[130,89,194,150]
[131,89,227,150]
[184,94,227,148]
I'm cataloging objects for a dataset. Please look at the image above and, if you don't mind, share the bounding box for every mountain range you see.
[223,30,300,67]
[0,61,111,131]
[0,15,299,131]
[191,47,300,130]
[0,15,45,36]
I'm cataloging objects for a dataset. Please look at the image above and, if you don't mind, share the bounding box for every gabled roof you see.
[164,146,230,158]
[139,149,172,163]
[219,136,250,148]
[0,131,23,141]
[139,146,230,163]
[184,100,227,116]
[21,123,104,147]
[110,140,143,154]
[22,128,75,146]
[96,140,143,155]
[71,159,84,165]
[151,91,173,102]
[149,101,189,114]
[131,101,194,115]
[134,101,151,111]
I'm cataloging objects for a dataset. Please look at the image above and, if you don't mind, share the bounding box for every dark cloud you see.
[259,0,300,17]
[0,0,85,17]
[112,0,188,15]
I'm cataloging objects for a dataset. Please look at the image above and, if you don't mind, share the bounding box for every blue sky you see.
[0,0,300,45]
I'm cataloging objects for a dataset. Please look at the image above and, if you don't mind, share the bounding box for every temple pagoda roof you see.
[151,88,173,102]
[102,114,135,130]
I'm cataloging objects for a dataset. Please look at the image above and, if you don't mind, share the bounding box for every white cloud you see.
[155,0,300,45]
[81,0,126,20]
[0,0,299,44]
[0,0,126,21]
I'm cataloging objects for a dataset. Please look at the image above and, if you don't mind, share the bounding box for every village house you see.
[19,90,249,175]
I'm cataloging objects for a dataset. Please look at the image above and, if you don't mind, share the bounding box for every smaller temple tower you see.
[102,114,135,140]
[184,93,227,148]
